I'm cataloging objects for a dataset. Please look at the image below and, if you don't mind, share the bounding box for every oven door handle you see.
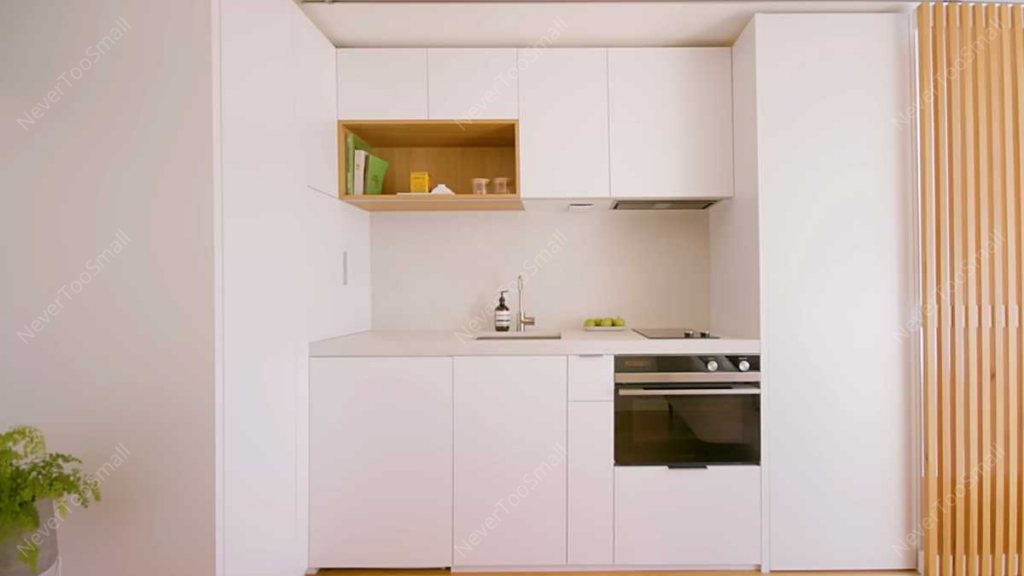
[615,373,760,384]
[617,388,761,396]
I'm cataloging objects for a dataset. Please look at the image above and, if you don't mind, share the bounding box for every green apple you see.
[600,318,614,327]
[613,317,626,327]
[584,319,597,327]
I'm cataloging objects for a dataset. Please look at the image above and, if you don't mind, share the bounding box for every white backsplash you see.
[370,209,710,334]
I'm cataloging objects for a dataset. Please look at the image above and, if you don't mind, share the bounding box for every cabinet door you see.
[753,14,915,570]
[428,49,517,120]
[292,6,338,195]
[454,356,568,566]
[337,48,428,119]
[609,48,733,199]
[615,466,761,565]
[568,402,613,565]
[518,48,609,198]
[309,357,453,568]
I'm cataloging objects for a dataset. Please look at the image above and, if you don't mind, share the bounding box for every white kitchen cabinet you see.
[292,6,338,196]
[291,5,370,342]
[568,354,614,401]
[614,466,761,565]
[608,48,733,199]
[453,356,568,567]
[337,48,428,119]
[568,402,614,565]
[309,357,453,568]
[428,48,517,121]
[718,14,915,571]
[518,48,610,198]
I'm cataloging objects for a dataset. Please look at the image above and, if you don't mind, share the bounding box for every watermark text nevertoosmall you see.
[455,17,568,130]
[454,443,567,558]
[454,229,568,342]
[15,443,131,566]
[15,17,131,131]
[16,230,131,344]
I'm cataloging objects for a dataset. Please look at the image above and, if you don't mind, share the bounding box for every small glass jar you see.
[472,178,490,195]
[492,177,512,195]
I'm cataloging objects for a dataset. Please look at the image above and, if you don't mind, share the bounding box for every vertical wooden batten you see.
[961,7,981,576]
[919,4,1024,576]
[922,7,940,576]
[1000,5,1020,574]
[1016,9,1024,570]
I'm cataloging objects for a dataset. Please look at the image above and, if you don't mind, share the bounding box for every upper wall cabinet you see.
[428,49,518,120]
[518,48,610,198]
[337,49,428,120]
[609,48,734,199]
[293,6,338,195]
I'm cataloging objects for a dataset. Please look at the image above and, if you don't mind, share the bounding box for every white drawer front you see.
[614,466,761,566]
[568,355,614,401]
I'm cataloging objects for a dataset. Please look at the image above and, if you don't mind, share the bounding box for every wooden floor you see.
[315,565,917,569]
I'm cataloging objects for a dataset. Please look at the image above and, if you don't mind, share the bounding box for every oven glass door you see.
[614,386,761,466]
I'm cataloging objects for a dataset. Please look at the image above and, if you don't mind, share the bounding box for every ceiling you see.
[301,1,916,47]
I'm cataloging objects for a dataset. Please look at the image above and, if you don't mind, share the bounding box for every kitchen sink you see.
[475,331,562,340]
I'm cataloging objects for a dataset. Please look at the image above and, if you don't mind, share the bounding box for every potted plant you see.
[0,426,100,576]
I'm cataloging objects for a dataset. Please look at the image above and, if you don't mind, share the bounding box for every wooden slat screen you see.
[920,4,1024,576]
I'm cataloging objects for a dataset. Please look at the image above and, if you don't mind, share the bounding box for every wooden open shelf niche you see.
[338,120,522,212]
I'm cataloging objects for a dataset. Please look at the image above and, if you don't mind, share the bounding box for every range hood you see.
[611,199,720,211]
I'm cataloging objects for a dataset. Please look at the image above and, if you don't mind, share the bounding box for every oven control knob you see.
[705,359,719,372]
[738,360,751,372]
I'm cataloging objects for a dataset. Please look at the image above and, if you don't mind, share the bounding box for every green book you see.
[345,133,373,194]
[364,154,390,195]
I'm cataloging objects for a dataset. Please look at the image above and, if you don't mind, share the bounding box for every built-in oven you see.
[614,354,761,467]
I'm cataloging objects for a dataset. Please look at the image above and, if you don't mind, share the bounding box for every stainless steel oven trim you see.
[617,388,761,396]
[614,372,761,384]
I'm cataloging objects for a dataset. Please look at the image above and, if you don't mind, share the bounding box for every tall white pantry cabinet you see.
[714,13,917,571]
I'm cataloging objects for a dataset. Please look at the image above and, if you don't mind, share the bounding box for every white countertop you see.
[309,329,760,357]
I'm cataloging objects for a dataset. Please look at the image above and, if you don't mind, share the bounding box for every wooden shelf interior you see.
[374,146,515,197]
[338,120,520,210]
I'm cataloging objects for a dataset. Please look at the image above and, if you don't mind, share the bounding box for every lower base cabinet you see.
[309,357,453,568]
[310,355,761,570]
[568,402,614,565]
[614,466,761,565]
[453,356,568,567]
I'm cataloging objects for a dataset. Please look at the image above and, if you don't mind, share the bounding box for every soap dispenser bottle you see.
[495,291,511,332]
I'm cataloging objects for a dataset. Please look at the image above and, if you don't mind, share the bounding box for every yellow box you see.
[410,172,431,193]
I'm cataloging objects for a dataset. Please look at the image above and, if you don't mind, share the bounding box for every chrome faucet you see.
[516,274,535,332]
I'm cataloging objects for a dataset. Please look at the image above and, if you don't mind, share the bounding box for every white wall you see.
[370,210,710,332]
[217,1,370,575]
[0,2,215,576]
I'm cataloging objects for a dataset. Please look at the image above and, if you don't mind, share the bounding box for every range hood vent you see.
[611,199,719,211]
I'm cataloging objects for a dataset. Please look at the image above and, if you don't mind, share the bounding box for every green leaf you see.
[19,542,40,573]
[0,426,102,569]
